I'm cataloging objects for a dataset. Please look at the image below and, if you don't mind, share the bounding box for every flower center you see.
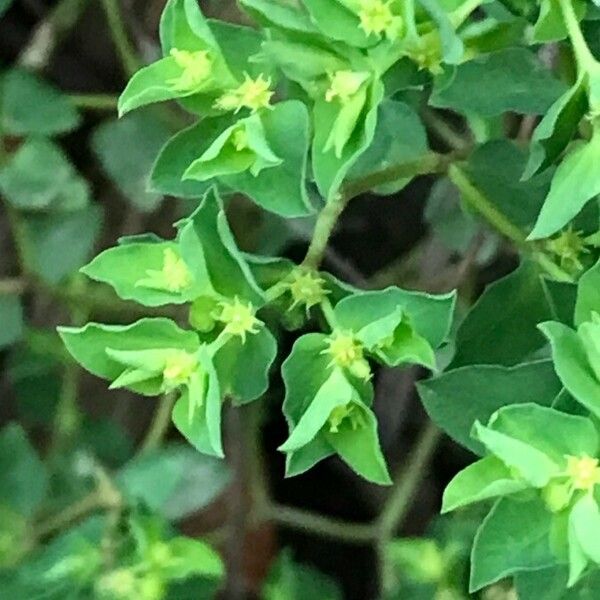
[327,403,365,433]
[217,297,262,342]
[566,455,600,491]
[324,333,372,380]
[169,49,212,92]
[215,73,274,113]
[358,0,395,36]
[287,269,328,310]
[137,248,193,293]
[325,70,369,104]
[162,350,198,388]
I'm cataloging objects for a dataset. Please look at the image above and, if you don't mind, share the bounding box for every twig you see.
[0,278,26,295]
[70,93,119,111]
[137,393,176,455]
[100,0,140,77]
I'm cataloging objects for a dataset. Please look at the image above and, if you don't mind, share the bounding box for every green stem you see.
[377,421,441,538]
[302,193,351,269]
[343,152,460,200]
[99,0,140,77]
[421,107,471,151]
[263,503,376,544]
[448,164,527,246]
[70,93,119,111]
[557,0,599,74]
[138,393,177,455]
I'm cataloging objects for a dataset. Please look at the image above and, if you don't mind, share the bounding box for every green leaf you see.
[150,116,233,199]
[183,113,281,181]
[91,110,174,212]
[464,140,553,231]
[213,327,277,405]
[239,0,319,34]
[529,129,600,240]
[59,318,200,395]
[325,399,391,485]
[568,494,600,586]
[430,48,567,117]
[0,69,80,136]
[178,188,265,305]
[532,0,586,43]
[117,444,230,519]
[280,367,355,453]
[164,537,224,579]
[303,0,371,47]
[0,295,23,349]
[334,286,456,350]
[349,99,429,195]
[159,0,220,54]
[313,79,384,202]
[575,258,600,326]
[0,138,89,210]
[0,423,48,518]
[419,360,562,454]
[470,496,556,591]
[221,101,314,217]
[540,321,600,417]
[81,241,203,306]
[23,205,103,283]
[442,456,528,513]
[171,347,223,457]
[449,261,555,368]
[417,0,464,64]
[482,403,599,467]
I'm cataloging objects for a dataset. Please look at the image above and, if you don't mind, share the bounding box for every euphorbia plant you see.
[47,0,600,595]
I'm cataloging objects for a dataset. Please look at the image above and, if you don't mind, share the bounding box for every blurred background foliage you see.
[0,0,567,598]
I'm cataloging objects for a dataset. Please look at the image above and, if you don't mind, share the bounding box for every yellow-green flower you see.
[323,332,372,380]
[545,226,590,274]
[162,350,198,389]
[565,455,600,491]
[327,402,366,433]
[216,297,262,342]
[358,0,402,39]
[325,70,370,104]
[136,248,193,294]
[214,73,274,113]
[286,268,329,312]
[168,49,212,93]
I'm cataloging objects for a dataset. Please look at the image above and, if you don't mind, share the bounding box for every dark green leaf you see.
[0,295,23,349]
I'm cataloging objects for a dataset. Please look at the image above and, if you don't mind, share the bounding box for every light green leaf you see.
[540,320,600,417]
[164,537,224,579]
[280,368,355,452]
[568,494,600,587]
[430,48,567,117]
[442,456,528,513]
[0,138,89,211]
[325,400,391,485]
[419,360,562,454]
[303,0,371,47]
[529,130,600,240]
[473,421,560,487]
[221,100,314,217]
[239,0,319,34]
[0,69,80,136]
[59,318,200,395]
[522,77,587,178]
[213,326,277,405]
[150,116,234,199]
[0,295,23,349]
[417,0,464,63]
[575,259,600,326]
[159,0,220,54]
[470,496,556,591]
[81,241,203,306]
[91,110,174,212]
[532,0,585,43]
[334,286,456,350]
[171,347,223,457]
[178,188,265,305]
[313,79,384,202]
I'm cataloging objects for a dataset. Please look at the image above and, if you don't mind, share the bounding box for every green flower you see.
[168,49,213,93]
[136,247,193,294]
[214,73,274,113]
